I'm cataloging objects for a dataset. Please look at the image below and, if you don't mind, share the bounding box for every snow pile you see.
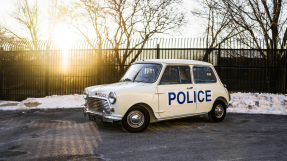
[1,93,287,115]
[228,93,287,115]
[0,94,85,111]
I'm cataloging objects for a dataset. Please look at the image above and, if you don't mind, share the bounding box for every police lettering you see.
[167,90,212,106]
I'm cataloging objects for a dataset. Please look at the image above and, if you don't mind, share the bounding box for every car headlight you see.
[108,91,117,104]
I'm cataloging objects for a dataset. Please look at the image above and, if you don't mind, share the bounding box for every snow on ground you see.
[0,94,85,111]
[228,93,287,115]
[0,93,287,115]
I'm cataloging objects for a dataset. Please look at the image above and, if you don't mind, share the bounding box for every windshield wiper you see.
[121,78,132,82]
[134,80,149,83]
[132,68,143,82]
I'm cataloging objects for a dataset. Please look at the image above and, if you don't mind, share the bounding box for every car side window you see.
[160,66,179,84]
[179,66,191,84]
[193,66,216,83]
[160,66,191,84]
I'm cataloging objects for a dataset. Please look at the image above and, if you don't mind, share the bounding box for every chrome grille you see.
[87,97,110,113]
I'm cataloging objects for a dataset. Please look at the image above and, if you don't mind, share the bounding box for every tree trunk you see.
[202,49,214,62]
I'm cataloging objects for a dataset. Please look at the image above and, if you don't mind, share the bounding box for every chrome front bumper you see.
[83,107,122,123]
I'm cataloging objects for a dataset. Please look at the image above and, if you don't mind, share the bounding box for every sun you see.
[52,25,75,72]
[52,24,75,50]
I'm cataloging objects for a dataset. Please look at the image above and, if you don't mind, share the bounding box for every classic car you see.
[83,59,230,132]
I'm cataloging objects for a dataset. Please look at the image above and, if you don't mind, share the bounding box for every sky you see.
[0,0,205,43]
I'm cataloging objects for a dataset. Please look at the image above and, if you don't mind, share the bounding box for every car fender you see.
[209,96,229,112]
[123,102,158,123]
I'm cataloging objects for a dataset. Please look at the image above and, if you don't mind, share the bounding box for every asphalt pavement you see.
[1,108,287,161]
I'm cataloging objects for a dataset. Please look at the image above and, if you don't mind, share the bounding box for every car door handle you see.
[187,87,193,89]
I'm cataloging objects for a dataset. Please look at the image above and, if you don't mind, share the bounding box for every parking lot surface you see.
[1,109,287,161]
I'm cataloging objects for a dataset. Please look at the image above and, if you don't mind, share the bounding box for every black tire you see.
[121,106,150,133]
[208,101,226,122]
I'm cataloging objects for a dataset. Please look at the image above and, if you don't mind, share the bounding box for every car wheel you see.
[121,106,150,133]
[208,101,226,122]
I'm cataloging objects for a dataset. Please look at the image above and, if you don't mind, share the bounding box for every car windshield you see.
[120,64,162,83]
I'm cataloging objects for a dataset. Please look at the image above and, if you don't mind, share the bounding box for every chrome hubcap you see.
[215,104,224,118]
[127,110,144,128]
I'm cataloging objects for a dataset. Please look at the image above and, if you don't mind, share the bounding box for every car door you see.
[157,65,197,118]
[192,66,220,113]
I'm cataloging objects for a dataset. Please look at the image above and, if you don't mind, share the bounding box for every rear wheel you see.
[121,106,150,133]
[208,101,226,122]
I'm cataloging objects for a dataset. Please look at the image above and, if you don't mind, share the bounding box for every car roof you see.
[133,59,212,66]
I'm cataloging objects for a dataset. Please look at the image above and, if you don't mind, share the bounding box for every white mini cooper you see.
[83,59,230,132]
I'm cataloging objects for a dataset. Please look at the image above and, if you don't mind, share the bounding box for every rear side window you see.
[160,66,191,84]
[193,66,216,83]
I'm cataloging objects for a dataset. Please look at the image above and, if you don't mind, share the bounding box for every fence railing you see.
[1,42,287,101]
[2,37,286,51]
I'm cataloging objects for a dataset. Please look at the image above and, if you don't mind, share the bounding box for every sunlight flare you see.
[53,26,74,72]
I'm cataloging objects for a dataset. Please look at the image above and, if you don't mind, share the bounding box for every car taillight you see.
[228,92,231,101]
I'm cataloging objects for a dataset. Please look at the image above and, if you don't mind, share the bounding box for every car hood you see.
[88,82,154,98]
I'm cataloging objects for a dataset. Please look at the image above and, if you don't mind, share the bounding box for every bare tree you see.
[60,0,105,50]
[191,0,245,61]
[59,0,107,84]
[222,0,287,50]
[0,27,15,42]
[1,0,63,50]
[1,0,41,50]
[62,0,186,76]
[46,0,63,50]
[105,0,185,74]
[221,0,287,92]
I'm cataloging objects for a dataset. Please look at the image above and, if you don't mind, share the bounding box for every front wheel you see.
[208,101,226,122]
[121,106,150,133]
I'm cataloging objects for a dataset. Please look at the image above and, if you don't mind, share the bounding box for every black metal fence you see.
[1,39,287,101]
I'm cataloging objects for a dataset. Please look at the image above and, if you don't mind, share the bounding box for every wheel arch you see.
[124,103,158,123]
[214,96,228,107]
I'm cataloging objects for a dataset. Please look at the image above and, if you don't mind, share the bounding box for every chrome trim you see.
[88,96,111,113]
[84,108,122,121]
[83,89,89,100]
[127,110,145,128]
[158,112,208,121]
[215,104,224,118]
[108,91,117,104]
[89,95,109,101]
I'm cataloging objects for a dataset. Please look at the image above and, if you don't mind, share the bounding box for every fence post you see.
[45,50,50,96]
[0,47,3,99]
[217,44,221,75]
[157,44,160,59]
